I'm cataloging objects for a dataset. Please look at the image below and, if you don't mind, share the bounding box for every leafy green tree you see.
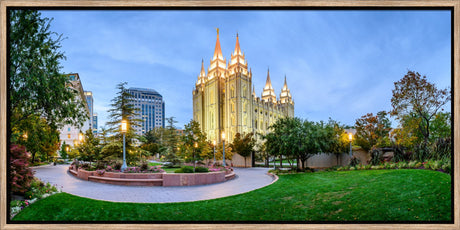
[231,133,256,167]
[59,141,69,160]
[391,70,450,156]
[139,128,166,158]
[14,115,60,163]
[181,120,211,170]
[323,119,349,165]
[354,111,392,152]
[76,129,102,164]
[9,10,88,132]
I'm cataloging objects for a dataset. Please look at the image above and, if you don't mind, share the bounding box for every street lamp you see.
[79,133,84,144]
[348,132,353,160]
[193,142,198,173]
[213,140,216,165]
[121,119,128,172]
[222,132,226,167]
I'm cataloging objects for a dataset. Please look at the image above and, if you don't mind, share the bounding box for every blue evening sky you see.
[39,10,451,130]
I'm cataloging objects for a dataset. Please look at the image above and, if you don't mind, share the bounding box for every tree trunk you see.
[244,157,246,168]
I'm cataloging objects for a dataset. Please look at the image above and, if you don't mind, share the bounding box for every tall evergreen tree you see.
[104,82,141,160]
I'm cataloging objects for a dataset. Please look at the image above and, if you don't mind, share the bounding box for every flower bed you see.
[68,165,235,186]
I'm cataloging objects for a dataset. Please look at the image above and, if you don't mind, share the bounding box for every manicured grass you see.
[147,162,163,166]
[12,169,451,222]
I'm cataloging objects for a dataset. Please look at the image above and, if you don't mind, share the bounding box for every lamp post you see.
[222,132,226,167]
[79,133,84,143]
[213,140,216,165]
[121,120,128,172]
[348,132,353,162]
[193,142,198,173]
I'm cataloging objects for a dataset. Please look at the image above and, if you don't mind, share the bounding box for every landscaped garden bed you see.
[68,162,235,186]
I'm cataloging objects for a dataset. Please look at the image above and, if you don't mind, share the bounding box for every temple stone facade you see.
[193,30,294,166]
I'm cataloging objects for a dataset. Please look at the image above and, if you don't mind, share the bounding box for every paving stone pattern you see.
[33,165,274,203]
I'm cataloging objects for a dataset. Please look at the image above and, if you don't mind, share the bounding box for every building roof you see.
[128,87,162,97]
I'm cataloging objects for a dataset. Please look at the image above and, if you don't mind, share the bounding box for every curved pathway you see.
[32,164,275,203]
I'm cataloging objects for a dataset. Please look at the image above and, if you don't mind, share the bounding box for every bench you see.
[88,175,163,186]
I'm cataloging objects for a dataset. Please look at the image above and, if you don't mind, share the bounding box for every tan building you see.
[193,29,294,148]
[59,73,91,148]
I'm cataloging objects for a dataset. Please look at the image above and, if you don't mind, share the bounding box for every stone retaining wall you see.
[69,166,235,186]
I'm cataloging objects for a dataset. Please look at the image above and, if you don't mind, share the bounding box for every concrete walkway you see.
[33,164,275,203]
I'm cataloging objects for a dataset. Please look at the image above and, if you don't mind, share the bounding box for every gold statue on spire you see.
[216,27,219,35]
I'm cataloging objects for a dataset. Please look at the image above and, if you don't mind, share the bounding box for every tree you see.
[323,119,349,166]
[76,129,102,164]
[140,128,166,158]
[231,133,256,167]
[297,120,328,170]
[9,10,88,132]
[13,115,60,163]
[391,70,450,155]
[59,141,69,160]
[9,144,34,194]
[161,117,181,164]
[264,117,341,170]
[354,111,392,152]
[181,120,211,170]
[105,82,142,161]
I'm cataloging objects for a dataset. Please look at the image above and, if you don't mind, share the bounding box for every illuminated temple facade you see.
[193,30,294,145]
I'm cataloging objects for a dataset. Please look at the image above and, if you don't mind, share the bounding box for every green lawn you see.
[12,169,451,222]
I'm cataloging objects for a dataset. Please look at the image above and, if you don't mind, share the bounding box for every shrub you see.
[139,161,149,171]
[113,161,122,170]
[349,156,361,167]
[95,161,106,170]
[407,161,417,169]
[80,163,90,170]
[396,161,408,169]
[441,161,451,174]
[24,179,58,200]
[175,166,195,173]
[9,144,34,194]
[195,166,209,173]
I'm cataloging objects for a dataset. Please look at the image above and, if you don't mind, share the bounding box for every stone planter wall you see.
[68,166,235,186]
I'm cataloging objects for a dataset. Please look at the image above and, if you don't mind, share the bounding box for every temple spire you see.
[212,28,224,61]
[200,59,206,77]
[262,68,276,102]
[280,74,292,103]
[233,32,242,56]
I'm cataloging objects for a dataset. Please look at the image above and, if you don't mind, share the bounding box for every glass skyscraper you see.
[127,87,165,136]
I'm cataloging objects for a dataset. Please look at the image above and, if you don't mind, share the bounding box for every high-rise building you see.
[193,30,294,145]
[92,113,98,134]
[84,91,94,132]
[59,73,91,147]
[127,87,165,136]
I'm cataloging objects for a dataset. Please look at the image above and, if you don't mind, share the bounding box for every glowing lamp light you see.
[79,133,84,142]
[121,120,127,133]
[348,133,353,142]
[194,142,198,148]
[221,132,225,140]
[213,140,216,146]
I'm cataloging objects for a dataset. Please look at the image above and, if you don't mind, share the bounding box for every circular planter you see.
[68,165,235,186]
